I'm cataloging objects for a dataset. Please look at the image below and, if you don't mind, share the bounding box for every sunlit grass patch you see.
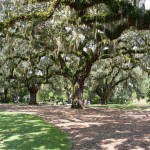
[0,112,71,150]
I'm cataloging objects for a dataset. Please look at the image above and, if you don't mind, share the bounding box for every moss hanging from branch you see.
[105,21,129,40]
[24,0,51,3]
[0,0,60,31]
[64,0,150,38]
[0,0,150,40]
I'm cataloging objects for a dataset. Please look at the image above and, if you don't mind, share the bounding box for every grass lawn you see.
[0,112,71,150]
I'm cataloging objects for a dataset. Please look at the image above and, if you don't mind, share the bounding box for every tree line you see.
[0,0,149,108]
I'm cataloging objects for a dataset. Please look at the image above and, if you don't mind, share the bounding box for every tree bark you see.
[71,98,83,109]
[71,83,84,109]
[100,97,107,105]
[28,85,38,105]
[100,92,113,105]
[3,88,9,103]
[66,87,72,103]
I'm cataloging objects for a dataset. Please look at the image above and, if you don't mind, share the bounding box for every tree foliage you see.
[0,0,149,108]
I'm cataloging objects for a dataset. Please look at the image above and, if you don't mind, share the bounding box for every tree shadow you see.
[0,104,150,150]
[0,112,71,150]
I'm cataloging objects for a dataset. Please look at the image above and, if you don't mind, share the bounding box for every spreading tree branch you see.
[0,0,60,31]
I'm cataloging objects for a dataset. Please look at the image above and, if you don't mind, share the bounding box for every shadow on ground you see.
[0,112,71,150]
[0,104,150,150]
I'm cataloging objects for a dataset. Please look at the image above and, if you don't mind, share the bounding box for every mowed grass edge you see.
[0,112,72,150]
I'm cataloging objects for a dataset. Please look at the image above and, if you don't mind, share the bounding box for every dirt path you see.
[0,104,150,150]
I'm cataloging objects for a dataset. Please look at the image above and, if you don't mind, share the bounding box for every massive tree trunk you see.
[71,99,83,109]
[71,83,84,109]
[28,84,39,105]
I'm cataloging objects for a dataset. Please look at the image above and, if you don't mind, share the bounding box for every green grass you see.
[91,104,150,110]
[0,112,72,150]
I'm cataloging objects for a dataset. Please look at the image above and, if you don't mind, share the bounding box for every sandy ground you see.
[0,104,150,150]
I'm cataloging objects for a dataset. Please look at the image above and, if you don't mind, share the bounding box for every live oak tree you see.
[56,23,102,108]
[1,30,60,104]
[88,57,132,105]
[0,1,62,104]
[86,59,149,105]
[48,1,150,108]
[111,67,149,103]
[0,1,57,104]
[0,36,18,103]
[87,29,150,105]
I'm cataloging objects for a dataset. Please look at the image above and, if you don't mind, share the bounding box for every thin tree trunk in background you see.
[100,98,107,105]
[3,88,9,103]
